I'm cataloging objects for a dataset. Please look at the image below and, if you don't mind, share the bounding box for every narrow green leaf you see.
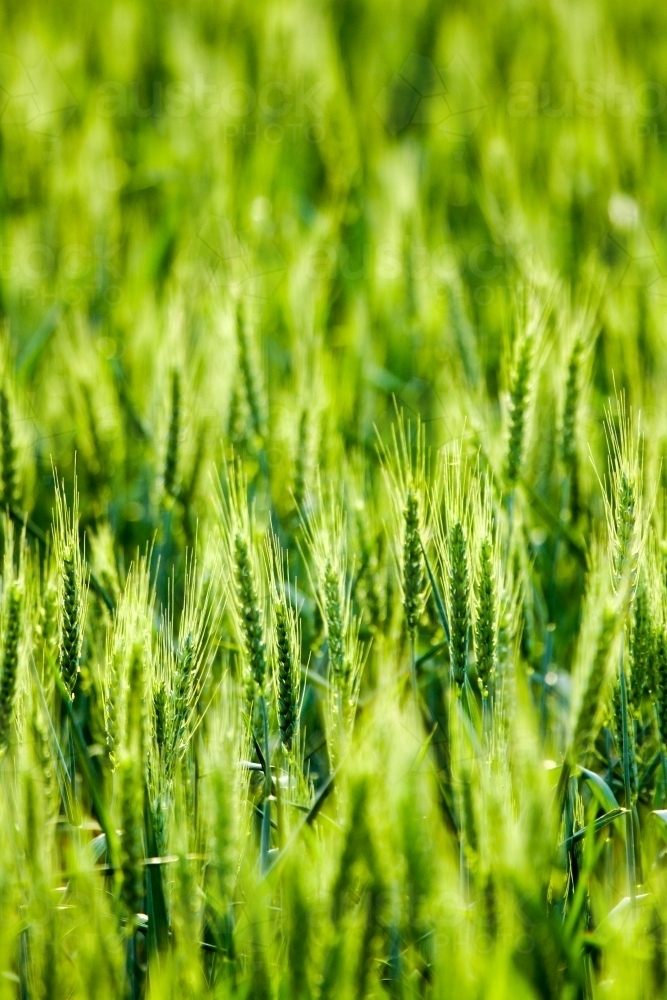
[53,664,118,870]
[638,750,661,792]
[421,540,450,642]
[560,807,626,848]
[651,809,667,839]
[416,638,448,668]
[579,768,620,813]
[144,796,169,954]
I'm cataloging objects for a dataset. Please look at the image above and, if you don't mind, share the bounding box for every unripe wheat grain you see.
[505,334,533,488]
[323,559,346,686]
[450,521,470,691]
[275,599,298,753]
[475,538,496,699]
[234,533,267,690]
[164,369,181,500]
[561,337,583,517]
[403,488,424,638]
[0,582,21,755]
[59,548,82,698]
[0,386,17,507]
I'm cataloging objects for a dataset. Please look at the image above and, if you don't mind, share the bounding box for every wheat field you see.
[1,0,667,997]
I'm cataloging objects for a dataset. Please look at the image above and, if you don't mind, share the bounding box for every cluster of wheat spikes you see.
[0,275,667,1000]
[6,0,667,989]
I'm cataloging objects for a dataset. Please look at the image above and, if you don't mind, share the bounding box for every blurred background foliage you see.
[2,0,667,547]
[1,2,667,998]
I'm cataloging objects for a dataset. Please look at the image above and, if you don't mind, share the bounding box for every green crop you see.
[2,0,667,997]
